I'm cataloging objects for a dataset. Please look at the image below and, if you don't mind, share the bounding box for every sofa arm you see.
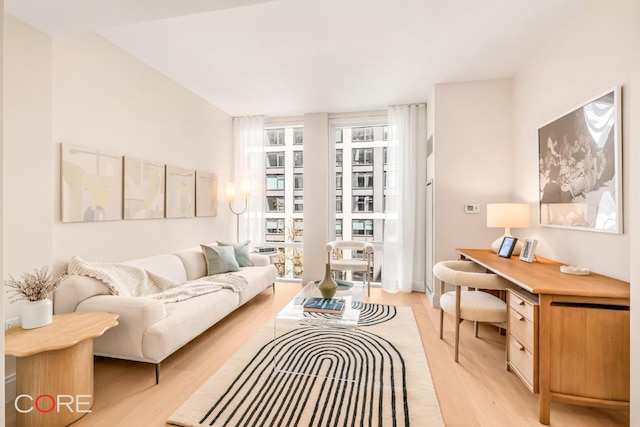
[77,295,166,362]
[54,274,111,314]
[250,253,271,267]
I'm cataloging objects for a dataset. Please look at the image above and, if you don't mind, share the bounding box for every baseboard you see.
[426,291,441,309]
[5,374,16,404]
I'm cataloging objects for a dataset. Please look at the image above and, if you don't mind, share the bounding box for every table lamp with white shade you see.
[486,203,530,255]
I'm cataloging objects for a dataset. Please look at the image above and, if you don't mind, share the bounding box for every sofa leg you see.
[155,363,161,385]
[272,283,276,292]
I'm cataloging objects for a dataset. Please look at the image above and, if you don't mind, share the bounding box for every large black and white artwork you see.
[538,88,622,233]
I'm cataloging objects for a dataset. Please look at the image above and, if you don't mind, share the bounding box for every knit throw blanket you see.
[67,256,248,303]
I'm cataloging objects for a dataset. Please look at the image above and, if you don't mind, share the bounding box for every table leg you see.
[538,294,552,425]
[15,340,94,427]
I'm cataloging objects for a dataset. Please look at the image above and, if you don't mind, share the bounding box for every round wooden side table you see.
[5,311,118,427]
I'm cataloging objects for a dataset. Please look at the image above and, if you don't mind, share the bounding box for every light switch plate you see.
[464,203,480,214]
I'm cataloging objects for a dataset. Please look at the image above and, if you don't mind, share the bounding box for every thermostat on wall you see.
[464,204,480,214]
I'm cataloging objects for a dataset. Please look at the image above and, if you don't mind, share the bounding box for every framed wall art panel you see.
[165,165,195,218]
[123,157,165,219]
[195,171,218,217]
[538,87,622,233]
[61,143,122,222]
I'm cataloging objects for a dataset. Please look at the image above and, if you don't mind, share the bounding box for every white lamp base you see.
[491,235,523,256]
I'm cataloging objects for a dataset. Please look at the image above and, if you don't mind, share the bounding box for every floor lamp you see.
[225,180,251,242]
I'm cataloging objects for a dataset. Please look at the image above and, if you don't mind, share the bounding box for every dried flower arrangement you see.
[4,266,68,302]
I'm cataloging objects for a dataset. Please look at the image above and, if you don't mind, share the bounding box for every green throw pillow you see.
[217,241,253,267]
[201,244,240,275]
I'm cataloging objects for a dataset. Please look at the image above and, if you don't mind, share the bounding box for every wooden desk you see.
[5,311,119,427]
[457,249,630,425]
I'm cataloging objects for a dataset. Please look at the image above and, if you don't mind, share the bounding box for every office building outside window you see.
[352,195,374,212]
[266,151,285,168]
[266,196,285,212]
[266,174,285,190]
[293,127,304,145]
[264,125,304,279]
[332,123,387,283]
[353,171,374,188]
[266,128,285,146]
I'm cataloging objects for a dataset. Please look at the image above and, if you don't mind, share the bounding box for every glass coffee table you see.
[276,280,365,327]
[273,280,366,380]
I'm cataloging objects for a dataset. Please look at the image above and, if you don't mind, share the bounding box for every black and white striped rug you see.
[168,304,443,426]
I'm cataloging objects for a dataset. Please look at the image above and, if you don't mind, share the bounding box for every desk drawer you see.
[509,292,535,322]
[509,308,534,352]
[508,335,536,391]
[507,288,539,394]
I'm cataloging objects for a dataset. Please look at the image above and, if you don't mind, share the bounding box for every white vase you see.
[22,298,53,329]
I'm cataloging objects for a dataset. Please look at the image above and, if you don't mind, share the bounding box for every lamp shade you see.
[225,183,236,202]
[241,179,251,197]
[487,203,530,228]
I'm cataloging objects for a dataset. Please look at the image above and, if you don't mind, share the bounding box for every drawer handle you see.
[518,300,525,306]
[518,345,525,351]
[518,315,525,321]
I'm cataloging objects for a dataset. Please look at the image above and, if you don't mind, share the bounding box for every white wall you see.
[511,0,634,280]
[0,0,5,420]
[631,31,640,427]
[426,91,434,181]
[3,15,53,318]
[2,15,53,389]
[51,31,234,267]
[432,79,514,265]
[627,3,640,425]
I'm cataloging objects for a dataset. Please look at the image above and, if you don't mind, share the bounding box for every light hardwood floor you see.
[6,282,630,426]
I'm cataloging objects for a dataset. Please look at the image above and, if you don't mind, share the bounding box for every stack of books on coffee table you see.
[302,297,345,314]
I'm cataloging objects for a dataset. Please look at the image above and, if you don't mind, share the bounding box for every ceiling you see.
[5,0,586,117]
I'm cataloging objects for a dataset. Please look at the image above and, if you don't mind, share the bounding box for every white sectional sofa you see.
[54,246,277,383]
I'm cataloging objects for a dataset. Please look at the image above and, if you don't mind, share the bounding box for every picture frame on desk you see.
[519,238,538,263]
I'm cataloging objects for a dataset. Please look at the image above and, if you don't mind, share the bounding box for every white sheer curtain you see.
[382,104,427,292]
[233,116,265,245]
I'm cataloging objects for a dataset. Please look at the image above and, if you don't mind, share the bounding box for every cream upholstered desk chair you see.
[325,240,374,295]
[433,260,510,362]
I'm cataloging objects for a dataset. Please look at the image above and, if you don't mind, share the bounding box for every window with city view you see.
[264,125,304,279]
[333,123,388,283]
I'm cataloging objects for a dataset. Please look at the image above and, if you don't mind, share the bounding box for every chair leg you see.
[155,363,161,385]
[474,321,479,337]
[454,286,461,362]
[439,308,444,339]
[454,318,460,362]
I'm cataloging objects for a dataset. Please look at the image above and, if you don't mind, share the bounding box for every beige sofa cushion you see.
[122,254,187,282]
[143,289,239,362]
[173,246,273,279]
[236,264,277,305]
[173,247,208,280]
